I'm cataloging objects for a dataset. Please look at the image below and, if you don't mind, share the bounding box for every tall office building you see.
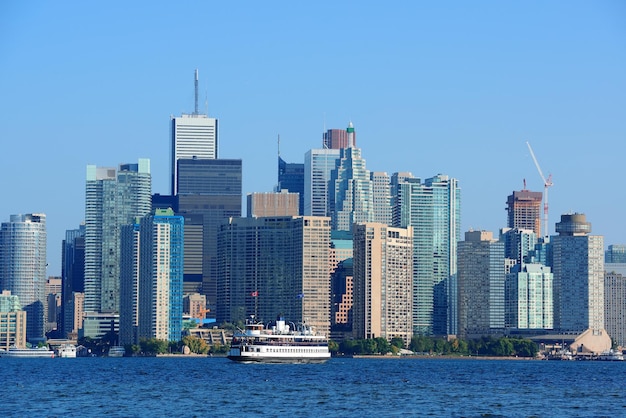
[394,175,461,336]
[84,160,152,314]
[605,244,626,263]
[277,156,304,215]
[457,231,505,338]
[552,213,604,333]
[60,225,85,337]
[500,227,537,263]
[352,223,413,346]
[371,172,392,225]
[328,147,374,231]
[177,158,242,313]
[0,213,47,342]
[217,216,331,336]
[304,149,340,217]
[505,189,542,236]
[45,277,62,334]
[247,191,299,218]
[506,263,553,331]
[323,123,356,149]
[171,70,218,195]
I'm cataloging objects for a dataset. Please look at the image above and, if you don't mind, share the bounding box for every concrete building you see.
[170,70,218,195]
[0,290,27,349]
[604,267,626,347]
[506,263,553,330]
[84,161,152,314]
[0,213,47,342]
[371,171,392,226]
[457,231,505,339]
[304,148,340,217]
[505,189,542,236]
[80,312,118,339]
[552,213,604,333]
[217,216,331,336]
[353,223,413,346]
[323,123,356,149]
[45,277,62,334]
[393,175,461,336]
[247,191,299,217]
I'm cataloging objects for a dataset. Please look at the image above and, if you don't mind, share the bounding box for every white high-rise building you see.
[0,214,47,342]
[170,70,218,195]
[304,149,340,217]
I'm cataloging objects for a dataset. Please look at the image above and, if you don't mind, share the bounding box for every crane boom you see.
[526,141,553,239]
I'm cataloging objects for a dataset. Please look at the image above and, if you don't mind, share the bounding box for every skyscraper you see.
[176,158,242,312]
[0,290,26,349]
[217,216,331,336]
[328,147,374,231]
[60,225,85,338]
[506,263,553,330]
[604,269,626,348]
[170,70,218,195]
[323,123,356,149]
[394,174,461,336]
[352,223,413,346]
[457,231,505,339]
[371,171,392,225]
[0,213,47,342]
[506,189,542,236]
[552,213,604,333]
[304,149,340,217]
[84,160,152,314]
[277,156,304,215]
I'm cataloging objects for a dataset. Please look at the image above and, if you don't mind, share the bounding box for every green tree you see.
[140,338,169,355]
[328,340,339,353]
[390,337,405,349]
[182,335,209,354]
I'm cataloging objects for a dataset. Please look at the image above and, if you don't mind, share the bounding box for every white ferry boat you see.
[107,346,126,357]
[227,317,330,363]
[0,347,55,358]
[597,350,624,361]
[56,344,77,358]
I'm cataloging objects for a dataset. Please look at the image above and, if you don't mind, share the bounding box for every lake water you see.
[1,356,624,417]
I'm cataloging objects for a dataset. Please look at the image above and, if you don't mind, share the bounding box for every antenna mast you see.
[526,141,553,239]
[194,69,199,115]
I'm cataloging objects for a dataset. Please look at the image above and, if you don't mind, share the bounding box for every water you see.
[1,357,625,417]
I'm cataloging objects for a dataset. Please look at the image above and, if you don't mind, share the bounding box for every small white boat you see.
[56,344,77,358]
[227,316,330,363]
[0,347,55,358]
[597,350,624,361]
[107,346,126,357]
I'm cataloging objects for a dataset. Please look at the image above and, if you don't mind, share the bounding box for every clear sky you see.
[1,1,624,276]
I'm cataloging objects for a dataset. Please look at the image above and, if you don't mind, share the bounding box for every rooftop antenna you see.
[322,112,327,148]
[194,69,199,115]
[278,134,281,157]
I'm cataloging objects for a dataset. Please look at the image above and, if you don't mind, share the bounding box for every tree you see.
[140,338,169,355]
[390,337,405,349]
[182,335,209,354]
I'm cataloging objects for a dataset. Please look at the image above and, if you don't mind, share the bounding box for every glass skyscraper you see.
[0,213,47,342]
[84,160,152,314]
[304,149,340,217]
[394,174,461,336]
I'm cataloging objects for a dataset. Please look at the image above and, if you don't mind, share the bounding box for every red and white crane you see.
[526,141,553,239]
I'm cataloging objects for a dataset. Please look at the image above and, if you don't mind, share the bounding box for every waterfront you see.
[1,357,625,417]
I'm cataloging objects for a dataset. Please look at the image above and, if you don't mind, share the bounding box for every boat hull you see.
[227,354,329,364]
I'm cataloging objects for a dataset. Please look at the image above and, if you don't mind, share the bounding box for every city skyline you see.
[1,2,625,276]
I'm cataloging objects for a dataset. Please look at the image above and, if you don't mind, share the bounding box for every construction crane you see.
[526,141,553,239]
[195,308,211,328]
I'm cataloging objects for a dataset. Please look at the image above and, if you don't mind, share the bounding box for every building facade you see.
[552,213,604,333]
[84,161,152,314]
[0,213,47,342]
[604,267,626,347]
[247,191,299,218]
[304,149,340,217]
[505,189,542,236]
[217,216,331,336]
[61,225,85,338]
[352,223,413,346]
[371,171,392,226]
[278,156,304,215]
[0,290,27,349]
[394,175,461,336]
[506,263,553,330]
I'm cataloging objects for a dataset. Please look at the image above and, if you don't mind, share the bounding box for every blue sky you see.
[1,1,624,276]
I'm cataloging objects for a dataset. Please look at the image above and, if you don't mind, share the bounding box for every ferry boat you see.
[107,346,126,357]
[56,344,77,358]
[597,350,624,361]
[0,347,55,358]
[227,317,330,363]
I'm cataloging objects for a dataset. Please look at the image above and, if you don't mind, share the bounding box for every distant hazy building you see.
[304,149,340,217]
[247,191,299,217]
[394,175,461,336]
[84,161,152,315]
[328,147,374,231]
[0,213,47,342]
[61,225,85,338]
[217,216,331,336]
[371,171,392,225]
[552,213,604,333]
[323,123,355,149]
[604,268,626,347]
[0,290,26,349]
[353,223,413,346]
[277,156,304,215]
[457,231,505,339]
[176,158,242,313]
[505,189,542,236]
[605,245,626,263]
[170,70,218,195]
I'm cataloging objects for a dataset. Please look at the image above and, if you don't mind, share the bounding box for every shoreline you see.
[348,354,537,360]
